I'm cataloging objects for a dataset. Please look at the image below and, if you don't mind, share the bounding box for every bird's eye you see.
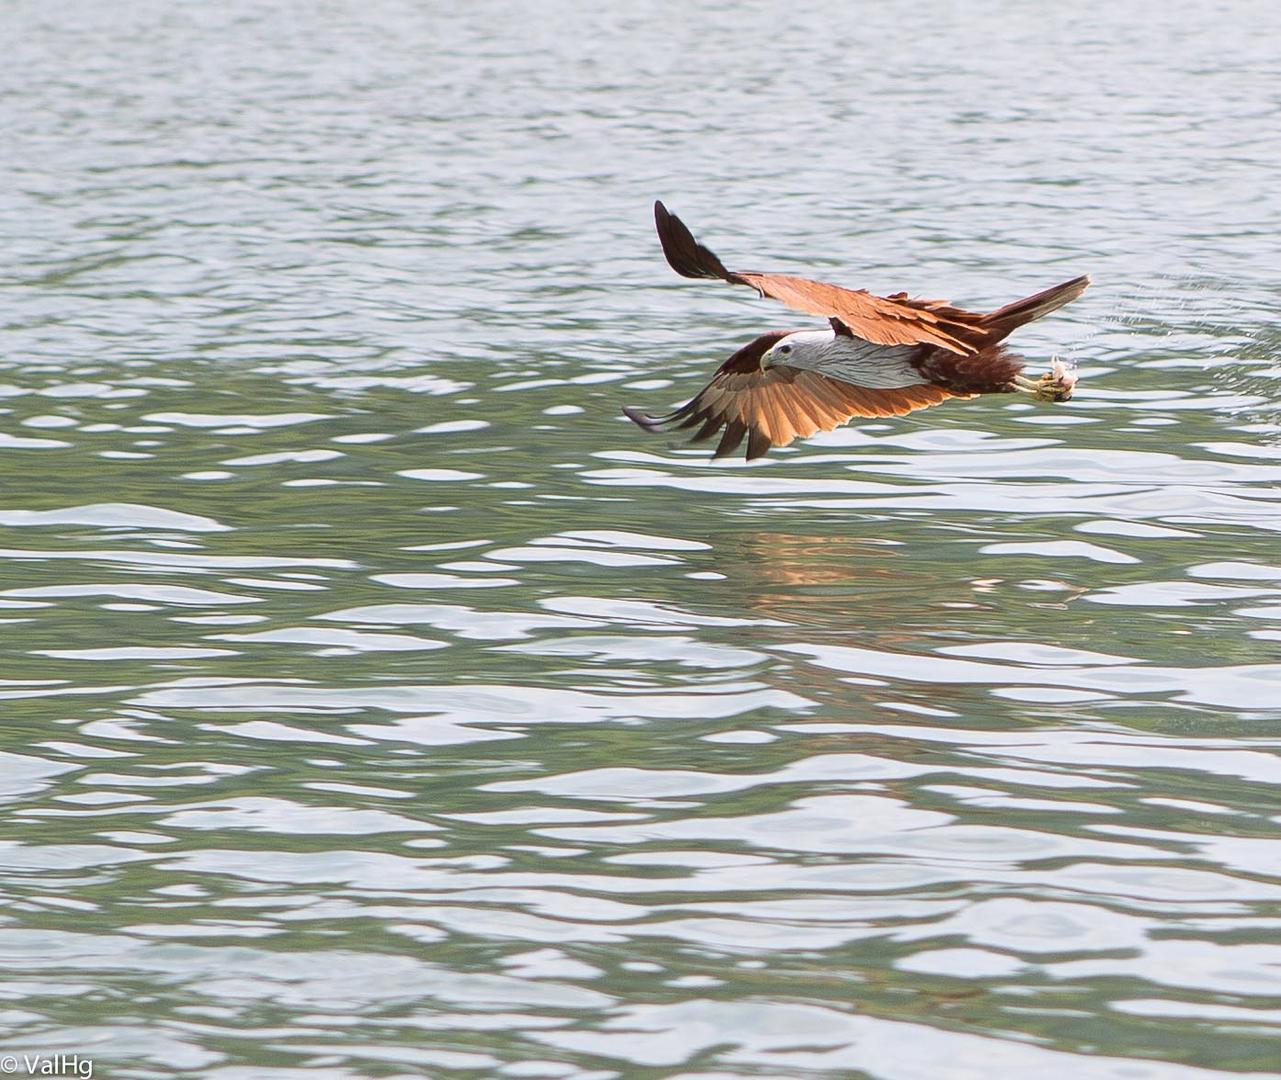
[778,345,792,356]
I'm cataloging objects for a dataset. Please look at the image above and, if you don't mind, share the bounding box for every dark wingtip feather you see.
[689,413,725,444]
[713,420,748,458]
[745,427,772,460]
[653,200,732,282]
[622,404,664,431]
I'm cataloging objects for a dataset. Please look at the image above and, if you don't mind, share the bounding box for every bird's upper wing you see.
[624,362,965,460]
[654,200,990,356]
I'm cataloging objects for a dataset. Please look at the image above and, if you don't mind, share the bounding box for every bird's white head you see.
[761,329,837,371]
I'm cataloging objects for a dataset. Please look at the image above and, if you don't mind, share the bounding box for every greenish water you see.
[3,1,1281,1077]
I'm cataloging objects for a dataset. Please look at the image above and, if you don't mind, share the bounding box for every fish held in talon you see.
[624,201,1091,459]
[1044,357,1080,401]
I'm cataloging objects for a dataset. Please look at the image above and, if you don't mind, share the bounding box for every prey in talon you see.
[625,201,1089,459]
[1011,357,1078,402]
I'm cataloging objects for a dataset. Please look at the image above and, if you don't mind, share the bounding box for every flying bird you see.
[624,201,1089,460]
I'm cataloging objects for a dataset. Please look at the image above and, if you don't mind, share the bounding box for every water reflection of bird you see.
[724,531,941,633]
[746,533,903,590]
[625,202,1089,460]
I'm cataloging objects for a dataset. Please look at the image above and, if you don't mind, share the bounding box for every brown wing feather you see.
[655,201,990,356]
[730,273,991,355]
[624,364,965,461]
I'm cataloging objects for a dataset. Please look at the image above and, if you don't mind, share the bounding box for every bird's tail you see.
[980,275,1090,341]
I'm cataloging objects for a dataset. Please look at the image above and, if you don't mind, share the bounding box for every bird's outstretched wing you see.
[624,363,964,460]
[654,201,994,356]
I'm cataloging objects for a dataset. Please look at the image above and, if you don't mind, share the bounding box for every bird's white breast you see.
[783,332,928,389]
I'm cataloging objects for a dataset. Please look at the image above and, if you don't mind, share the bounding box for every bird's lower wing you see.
[654,201,988,355]
[624,366,965,460]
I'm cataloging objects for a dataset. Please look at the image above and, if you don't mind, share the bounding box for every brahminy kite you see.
[624,201,1088,460]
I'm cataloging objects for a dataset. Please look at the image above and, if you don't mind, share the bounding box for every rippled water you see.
[3,1,1281,1076]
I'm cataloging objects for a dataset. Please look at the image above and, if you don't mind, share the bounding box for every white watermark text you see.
[0,1055,93,1079]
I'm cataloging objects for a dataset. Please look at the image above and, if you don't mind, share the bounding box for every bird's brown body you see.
[624,202,1089,459]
